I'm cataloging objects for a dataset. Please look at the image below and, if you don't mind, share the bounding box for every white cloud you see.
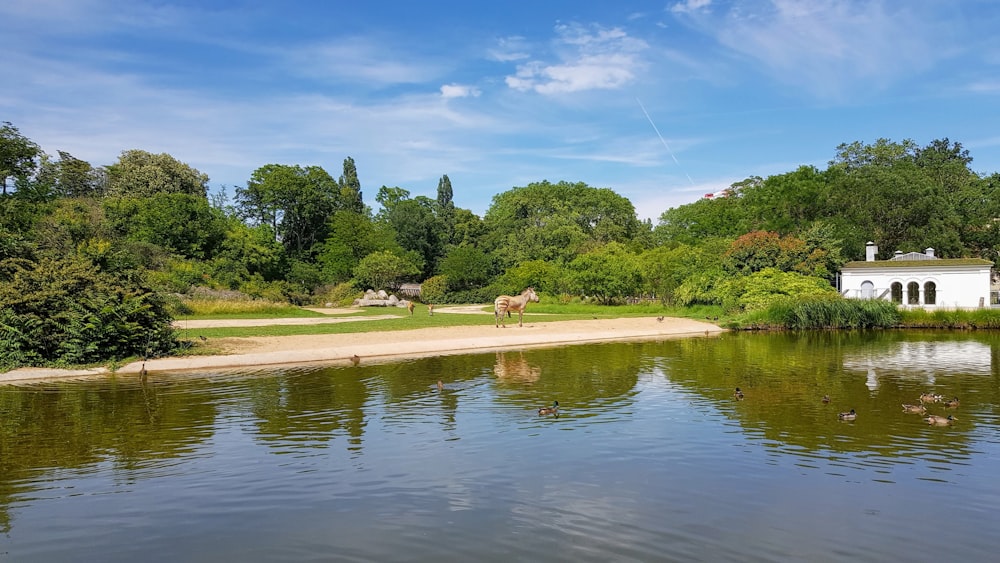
[440,83,482,98]
[670,0,713,15]
[504,23,648,95]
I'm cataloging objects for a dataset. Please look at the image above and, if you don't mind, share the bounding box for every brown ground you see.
[0,308,723,383]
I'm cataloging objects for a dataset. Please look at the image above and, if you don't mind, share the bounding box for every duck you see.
[925,414,956,425]
[734,387,745,400]
[350,354,361,366]
[838,409,857,421]
[919,392,943,403]
[943,397,960,408]
[538,401,559,416]
[821,395,831,404]
[656,316,664,322]
[901,403,927,414]
[436,380,444,392]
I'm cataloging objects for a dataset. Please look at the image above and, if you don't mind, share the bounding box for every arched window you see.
[907,281,920,305]
[861,281,874,299]
[891,282,903,303]
[924,281,936,305]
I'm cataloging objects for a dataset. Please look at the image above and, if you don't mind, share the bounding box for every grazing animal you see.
[838,409,857,421]
[902,404,927,414]
[495,287,540,328]
[944,397,960,408]
[407,301,415,315]
[822,395,831,404]
[734,387,745,400]
[428,304,434,316]
[920,392,944,403]
[925,414,956,425]
[538,401,559,416]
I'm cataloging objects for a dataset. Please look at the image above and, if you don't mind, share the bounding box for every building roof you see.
[843,258,993,269]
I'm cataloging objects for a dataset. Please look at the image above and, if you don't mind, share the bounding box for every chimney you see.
[865,241,878,262]
[925,247,935,258]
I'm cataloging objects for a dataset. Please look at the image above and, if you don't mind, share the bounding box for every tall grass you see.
[749,297,901,330]
[899,307,1000,329]
[170,298,327,319]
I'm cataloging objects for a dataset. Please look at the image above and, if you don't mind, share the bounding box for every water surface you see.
[2,331,998,562]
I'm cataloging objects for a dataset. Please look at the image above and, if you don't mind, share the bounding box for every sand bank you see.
[1,316,723,383]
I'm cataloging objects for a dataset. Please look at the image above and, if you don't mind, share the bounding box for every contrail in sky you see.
[636,97,695,186]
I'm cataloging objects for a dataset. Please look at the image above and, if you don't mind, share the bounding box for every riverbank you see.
[0,316,723,383]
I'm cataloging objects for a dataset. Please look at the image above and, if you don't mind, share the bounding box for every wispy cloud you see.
[505,23,648,95]
[672,0,943,99]
[489,36,531,62]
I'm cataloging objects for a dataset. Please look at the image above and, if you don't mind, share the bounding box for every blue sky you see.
[4,0,1000,220]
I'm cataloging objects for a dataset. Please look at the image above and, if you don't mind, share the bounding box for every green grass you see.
[172,300,722,346]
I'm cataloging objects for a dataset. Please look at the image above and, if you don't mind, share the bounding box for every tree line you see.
[3,119,999,367]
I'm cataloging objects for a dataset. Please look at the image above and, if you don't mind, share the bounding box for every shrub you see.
[0,254,176,369]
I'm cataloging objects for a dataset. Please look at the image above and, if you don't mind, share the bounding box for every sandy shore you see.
[0,314,723,383]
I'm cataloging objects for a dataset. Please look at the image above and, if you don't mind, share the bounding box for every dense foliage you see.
[3,122,1000,367]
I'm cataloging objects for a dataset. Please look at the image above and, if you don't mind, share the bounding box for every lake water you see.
[2,330,999,562]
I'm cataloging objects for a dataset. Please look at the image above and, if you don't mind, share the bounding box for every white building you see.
[839,242,993,309]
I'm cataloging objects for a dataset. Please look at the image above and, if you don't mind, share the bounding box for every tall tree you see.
[105,150,209,198]
[0,121,41,196]
[237,164,339,257]
[339,156,364,214]
[437,174,455,245]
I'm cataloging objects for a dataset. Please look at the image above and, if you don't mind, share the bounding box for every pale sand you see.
[0,314,723,383]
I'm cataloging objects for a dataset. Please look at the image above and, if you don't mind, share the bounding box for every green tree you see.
[0,121,41,196]
[105,149,209,198]
[104,193,226,260]
[437,174,455,244]
[437,246,491,290]
[237,164,339,257]
[353,250,420,292]
[339,156,365,214]
[655,189,748,245]
[566,242,642,304]
[317,209,402,283]
[210,221,286,288]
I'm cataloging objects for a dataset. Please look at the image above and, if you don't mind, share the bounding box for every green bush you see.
[0,254,176,370]
[313,281,361,307]
[420,275,449,303]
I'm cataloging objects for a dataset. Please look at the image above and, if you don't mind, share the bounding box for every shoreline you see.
[0,316,724,383]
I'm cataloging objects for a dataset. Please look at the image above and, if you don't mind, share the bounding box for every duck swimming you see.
[821,395,830,404]
[902,404,927,414]
[925,414,956,425]
[734,387,745,400]
[538,401,559,416]
[838,409,857,421]
[943,397,960,408]
[919,392,943,403]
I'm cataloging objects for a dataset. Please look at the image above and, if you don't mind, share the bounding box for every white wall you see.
[841,265,992,308]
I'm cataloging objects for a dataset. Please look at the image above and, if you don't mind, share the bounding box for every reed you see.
[754,297,900,330]
[898,307,1000,329]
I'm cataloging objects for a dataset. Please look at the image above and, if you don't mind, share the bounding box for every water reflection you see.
[1,331,999,561]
